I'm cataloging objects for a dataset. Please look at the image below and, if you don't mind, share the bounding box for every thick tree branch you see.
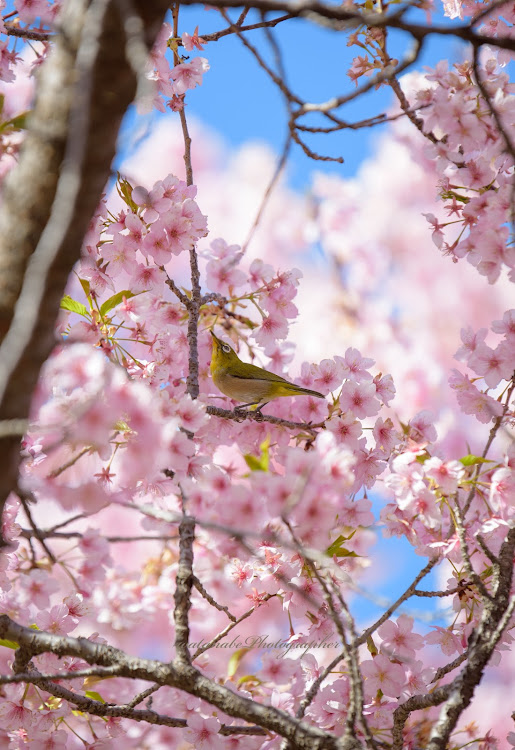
[0,614,341,749]
[0,0,171,544]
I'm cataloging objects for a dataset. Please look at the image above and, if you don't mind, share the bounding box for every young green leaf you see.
[459,454,494,467]
[79,277,91,299]
[0,638,19,649]
[244,436,270,472]
[100,290,136,317]
[85,690,106,704]
[60,295,89,317]
[227,649,250,681]
[326,532,359,558]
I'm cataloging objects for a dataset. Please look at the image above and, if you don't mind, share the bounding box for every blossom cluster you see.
[0,5,514,750]
[450,309,515,422]
[419,57,515,283]
[0,153,511,747]
[148,21,209,112]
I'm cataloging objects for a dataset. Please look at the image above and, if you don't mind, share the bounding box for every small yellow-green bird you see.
[210,331,325,412]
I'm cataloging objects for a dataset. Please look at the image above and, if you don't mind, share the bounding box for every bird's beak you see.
[210,330,220,344]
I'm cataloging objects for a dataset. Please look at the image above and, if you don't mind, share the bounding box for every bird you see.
[210,330,325,413]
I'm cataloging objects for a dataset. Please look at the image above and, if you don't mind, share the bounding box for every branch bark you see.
[0,0,170,544]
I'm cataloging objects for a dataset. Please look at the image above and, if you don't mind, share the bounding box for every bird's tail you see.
[283,383,325,399]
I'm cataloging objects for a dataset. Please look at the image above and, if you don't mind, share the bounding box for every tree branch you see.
[0,0,171,544]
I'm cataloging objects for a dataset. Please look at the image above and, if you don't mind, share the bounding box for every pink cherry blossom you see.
[182,26,206,52]
[489,467,515,518]
[336,347,374,383]
[171,57,210,96]
[491,309,515,340]
[373,417,397,455]
[326,412,362,448]
[407,410,437,444]
[260,653,299,684]
[454,325,488,361]
[425,457,465,495]
[449,369,504,423]
[361,654,405,698]
[339,381,380,419]
[0,689,36,731]
[19,568,59,609]
[426,625,464,656]
[35,603,76,635]
[378,614,424,660]
[468,341,514,388]
[373,373,396,405]
[313,358,344,394]
[253,312,289,346]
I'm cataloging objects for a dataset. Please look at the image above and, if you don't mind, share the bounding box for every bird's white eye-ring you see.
[222,344,231,353]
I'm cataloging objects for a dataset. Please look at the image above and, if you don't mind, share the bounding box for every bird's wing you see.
[231,363,292,384]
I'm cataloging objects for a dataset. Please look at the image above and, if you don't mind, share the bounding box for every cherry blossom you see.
[0,6,514,749]
[361,653,406,698]
[171,57,210,96]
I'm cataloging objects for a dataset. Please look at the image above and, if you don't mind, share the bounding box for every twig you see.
[0,665,121,684]
[432,652,468,683]
[20,528,179,543]
[161,267,190,307]
[173,515,195,664]
[192,594,274,659]
[19,491,56,563]
[242,134,292,253]
[452,498,491,600]
[199,13,295,42]
[4,23,51,41]
[46,445,91,478]
[206,404,323,434]
[392,685,452,750]
[124,683,162,709]
[192,575,237,622]
[358,557,439,646]
[170,4,201,401]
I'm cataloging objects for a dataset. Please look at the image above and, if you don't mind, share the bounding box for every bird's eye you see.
[222,344,231,353]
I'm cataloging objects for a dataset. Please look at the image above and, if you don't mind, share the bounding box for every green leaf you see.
[116,174,138,212]
[227,649,249,681]
[60,295,89,317]
[0,638,19,649]
[366,635,378,656]
[79,277,91,298]
[0,111,29,134]
[459,454,494,467]
[244,436,270,472]
[237,674,261,687]
[85,691,106,704]
[100,290,136,317]
[327,545,359,559]
[326,532,359,558]
[114,419,130,433]
[7,111,29,130]
[244,454,264,471]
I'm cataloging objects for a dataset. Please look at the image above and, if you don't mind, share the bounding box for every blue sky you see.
[140,5,466,189]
